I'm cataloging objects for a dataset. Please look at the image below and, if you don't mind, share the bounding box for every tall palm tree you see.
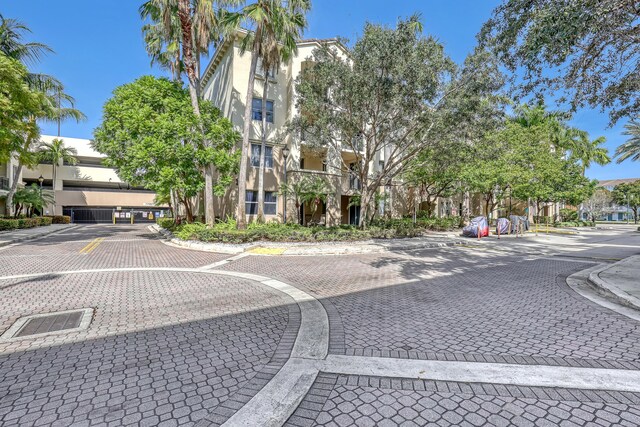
[1,15,85,215]
[221,0,310,227]
[616,119,640,163]
[141,0,239,226]
[38,138,78,207]
[5,88,85,214]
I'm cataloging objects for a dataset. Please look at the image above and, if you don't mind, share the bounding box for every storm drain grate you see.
[0,308,94,341]
[15,311,83,337]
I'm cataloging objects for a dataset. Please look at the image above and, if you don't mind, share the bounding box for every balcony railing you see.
[0,177,9,191]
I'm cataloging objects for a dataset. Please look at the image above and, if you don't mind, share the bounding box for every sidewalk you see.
[588,255,640,310]
[150,224,465,256]
[0,223,77,247]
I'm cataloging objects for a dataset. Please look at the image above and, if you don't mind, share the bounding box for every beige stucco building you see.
[1,135,167,223]
[202,33,408,225]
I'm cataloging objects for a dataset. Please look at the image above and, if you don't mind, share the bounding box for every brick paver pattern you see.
[222,253,640,369]
[287,374,640,427]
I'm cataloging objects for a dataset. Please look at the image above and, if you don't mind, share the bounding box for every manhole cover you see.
[0,308,93,341]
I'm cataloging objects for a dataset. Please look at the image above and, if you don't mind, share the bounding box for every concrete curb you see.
[149,224,465,256]
[0,224,78,248]
[587,259,640,311]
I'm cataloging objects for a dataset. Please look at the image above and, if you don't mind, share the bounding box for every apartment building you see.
[201,32,399,226]
[1,135,168,223]
[583,178,639,222]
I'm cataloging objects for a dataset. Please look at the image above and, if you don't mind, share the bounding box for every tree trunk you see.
[256,79,268,223]
[358,185,370,229]
[6,162,23,217]
[52,161,57,210]
[236,39,260,230]
[462,191,470,223]
[176,0,216,227]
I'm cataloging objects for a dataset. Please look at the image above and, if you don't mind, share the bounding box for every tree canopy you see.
[481,0,640,125]
[93,76,239,221]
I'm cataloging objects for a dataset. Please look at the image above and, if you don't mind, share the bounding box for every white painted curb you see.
[587,260,640,311]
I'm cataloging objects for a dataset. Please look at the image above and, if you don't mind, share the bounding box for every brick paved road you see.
[0,226,299,426]
[221,247,640,369]
[287,374,640,426]
[0,224,639,426]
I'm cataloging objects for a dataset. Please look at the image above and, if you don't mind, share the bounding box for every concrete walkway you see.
[0,223,77,247]
[588,255,640,310]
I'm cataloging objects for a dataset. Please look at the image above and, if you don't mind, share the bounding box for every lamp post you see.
[38,175,44,217]
[282,146,290,224]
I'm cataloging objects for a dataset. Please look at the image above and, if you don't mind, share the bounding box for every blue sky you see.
[3,0,637,180]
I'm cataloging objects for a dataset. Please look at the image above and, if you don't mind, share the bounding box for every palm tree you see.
[1,15,85,215]
[38,138,78,207]
[221,0,310,227]
[141,0,239,226]
[567,130,610,174]
[616,119,640,163]
[6,88,85,214]
[140,1,183,82]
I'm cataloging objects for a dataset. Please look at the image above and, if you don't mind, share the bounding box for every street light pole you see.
[627,193,630,224]
[38,175,44,217]
[282,146,290,224]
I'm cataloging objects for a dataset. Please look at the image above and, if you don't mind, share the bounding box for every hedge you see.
[46,215,71,224]
[156,216,462,244]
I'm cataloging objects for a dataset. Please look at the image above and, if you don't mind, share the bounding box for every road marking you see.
[248,247,286,255]
[198,253,251,270]
[321,354,640,393]
[79,237,104,254]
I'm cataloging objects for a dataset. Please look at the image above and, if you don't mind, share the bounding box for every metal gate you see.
[63,207,114,224]
[63,207,169,224]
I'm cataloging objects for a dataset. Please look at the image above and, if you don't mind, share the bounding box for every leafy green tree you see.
[0,54,43,163]
[37,138,77,207]
[407,142,472,217]
[503,107,596,219]
[616,119,640,163]
[612,181,640,223]
[141,0,239,226]
[93,76,239,222]
[221,0,310,228]
[0,16,85,214]
[292,16,505,227]
[481,0,640,125]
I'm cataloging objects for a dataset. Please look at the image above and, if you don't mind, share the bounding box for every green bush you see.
[39,217,53,226]
[174,222,207,240]
[0,217,41,231]
[156,217,177,230]
[47,215,71,224]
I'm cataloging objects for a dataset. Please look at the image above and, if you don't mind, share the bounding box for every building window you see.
[246,190,258,215]
[245,190,277,215]
[300,158,305,169]
[250,144,273,168]
[264,192,277,215]
[252,98,274,123]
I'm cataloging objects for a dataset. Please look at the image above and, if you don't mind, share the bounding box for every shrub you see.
[39,217,53,226]
[46,215,71,224]
[0,217,41,231]
[156,217,176,230]
[174,222,207,240]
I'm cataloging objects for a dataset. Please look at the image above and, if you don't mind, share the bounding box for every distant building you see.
[581,178,640,222]
[1,135,168,223]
